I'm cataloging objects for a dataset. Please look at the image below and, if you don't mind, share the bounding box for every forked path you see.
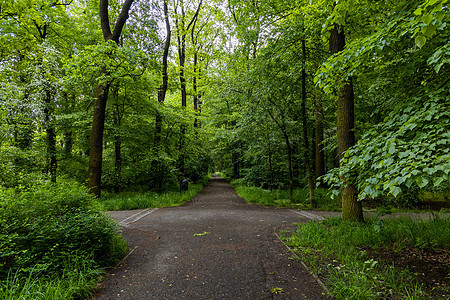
[93,175,327,299]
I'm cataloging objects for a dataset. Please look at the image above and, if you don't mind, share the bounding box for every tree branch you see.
[111,0,135,43]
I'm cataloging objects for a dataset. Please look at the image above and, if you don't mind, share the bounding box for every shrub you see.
[0,180,127,279]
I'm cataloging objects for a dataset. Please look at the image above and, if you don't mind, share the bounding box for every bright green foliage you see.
[312,0,450,204]
[0,181,127,279]
[325,91,449,202]
[64,41,148,90]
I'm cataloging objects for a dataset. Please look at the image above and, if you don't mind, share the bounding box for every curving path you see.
[92,175,328,299]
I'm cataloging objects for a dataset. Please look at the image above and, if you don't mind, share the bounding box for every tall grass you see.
[0,257,105,300]
[282,216,449,299]
[233,183,340,210]
[99,175,210,211]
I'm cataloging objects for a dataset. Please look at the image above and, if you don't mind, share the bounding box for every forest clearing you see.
[0,0,448,299]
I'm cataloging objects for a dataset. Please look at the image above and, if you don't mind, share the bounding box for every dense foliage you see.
[0,0,448,297]
[0,181,127,278]
[206,0,449,211]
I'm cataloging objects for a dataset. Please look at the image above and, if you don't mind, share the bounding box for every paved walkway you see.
[92,176,327,299]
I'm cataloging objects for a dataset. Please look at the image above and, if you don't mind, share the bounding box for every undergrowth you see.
[0,179,128,299]
[281,216,450,299]
[100,175,210,211]
[233,183,340,210]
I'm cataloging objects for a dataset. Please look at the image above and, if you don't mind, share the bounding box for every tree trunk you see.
[87,0,134,198]
[329,23,363,222]
[63,130,73,157]
[283,129,294,201]
[44,91,57,183]
[174,0,202,176]
[114,133,122,193]
[314,91,326,187]
[193,52,199,128]
[301,39,317,208]
[268,148,273,191]
[87,84,109,196]
[155,0,171,146]
[232,149,240,179]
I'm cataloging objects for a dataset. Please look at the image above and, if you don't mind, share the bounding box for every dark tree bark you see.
[313,91,326,186]
[232,149,240,179]
[267,109,293,201]
[112,87,124,193]
[268,148,274,191]
[175,0,202,108]
[174,0,202,176]
[193,52,199,128]
[155,0,171,146]
[283,128,294,201]
[329,23,363,222]
[63,130,73,157]
[191,11,205,130]
[301,39,317,208]
[87,0,134,197]
[34,23,57,182]
[44,91,57,183]
[87,83,110,196]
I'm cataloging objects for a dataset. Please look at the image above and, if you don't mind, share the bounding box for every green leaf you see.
[416,176,429,188]
[423,14,433,25]
[434,63,444,74]
[415,35,426,48]
[388,141,396,154]
[433,177,444,187]
[422,25,437,38]
[390,186,401,197]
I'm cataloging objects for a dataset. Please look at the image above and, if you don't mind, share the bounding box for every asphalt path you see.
[92,175,328,299]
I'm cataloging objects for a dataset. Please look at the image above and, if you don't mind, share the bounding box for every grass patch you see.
[233,183,340,210]
[99,175,210,211]
[0,258,104,300]
[281,215,450,299]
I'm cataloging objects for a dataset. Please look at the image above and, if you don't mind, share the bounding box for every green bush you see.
[0,180,127,279]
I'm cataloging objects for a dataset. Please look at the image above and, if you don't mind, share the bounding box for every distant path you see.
[92,175,327,299]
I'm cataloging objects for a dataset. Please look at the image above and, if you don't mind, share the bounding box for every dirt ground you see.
[92,175,328,299]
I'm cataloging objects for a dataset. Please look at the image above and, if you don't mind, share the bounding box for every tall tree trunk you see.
[113,89,123,193]
[174,0,202,177]
[44,91,57,183]
[87,0,134,198]
[63,93,74,158]
[314,91,326,187]
[63,131,73,157]
[282,129,294,201]
[329,23,363,222]
[193,52,199,128]
[114,130,122,193]
[87,83,110,196]
[268,147,273,191]
[232,150,240,179]
[301,39,317,208]
[156,0,171,146]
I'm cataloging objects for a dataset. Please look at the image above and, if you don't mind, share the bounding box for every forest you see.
[0,0,448,298]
